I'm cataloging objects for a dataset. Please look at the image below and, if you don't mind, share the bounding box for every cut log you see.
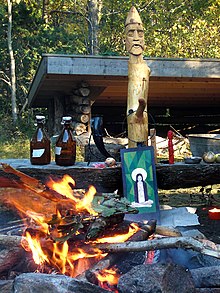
[69,95,90,105]
[2,160,220,191]
[155,225,182,237]
[71,105,91,114]
[73,87,90,97]
[0,163,70,202]
[72,122,87,135]
[79,81,90,88]
[71,114,89,123]
[156,163,220,189]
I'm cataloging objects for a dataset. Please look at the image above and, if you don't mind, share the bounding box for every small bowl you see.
[184,157,202,164]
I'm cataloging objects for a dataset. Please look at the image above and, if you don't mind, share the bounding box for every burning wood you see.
[77,219,156,287]
[1,163,64,202]
[0,164,141,278]
[155,225,182,237]
[2,162,220,292]
[94,236,220,259]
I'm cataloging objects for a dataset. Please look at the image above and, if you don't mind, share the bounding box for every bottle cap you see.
[36,115,45,124]
[61,116,72,124]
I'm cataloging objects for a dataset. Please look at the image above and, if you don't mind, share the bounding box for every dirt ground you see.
[159,185,220,244]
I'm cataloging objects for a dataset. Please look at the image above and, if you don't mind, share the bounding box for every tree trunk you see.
[7,0,17,123]
[42,0,49,22]
[87,0,102,55]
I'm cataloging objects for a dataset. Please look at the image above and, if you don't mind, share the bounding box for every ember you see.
[95,267,120,292]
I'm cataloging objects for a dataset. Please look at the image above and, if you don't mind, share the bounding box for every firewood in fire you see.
[86,214,125,241]
[1,163,66,202]
[94,236,220,259]
[155,225,182,237]
[78,220,156,282]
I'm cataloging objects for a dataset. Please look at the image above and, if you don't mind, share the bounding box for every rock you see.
[13,273,109,293]
[196,289,220,293]
[0,280,13,293]
[117,263,196,293]
[191,266,220,288]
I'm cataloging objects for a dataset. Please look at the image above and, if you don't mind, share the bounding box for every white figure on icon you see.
[131,168,153,207]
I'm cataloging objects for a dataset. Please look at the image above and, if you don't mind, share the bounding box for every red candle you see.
[167,130,174,164]
[208,208,220,220]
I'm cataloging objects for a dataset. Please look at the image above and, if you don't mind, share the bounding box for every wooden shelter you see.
[27,54,220,136]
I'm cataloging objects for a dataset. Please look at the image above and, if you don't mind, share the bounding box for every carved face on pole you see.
[125,7,145,56]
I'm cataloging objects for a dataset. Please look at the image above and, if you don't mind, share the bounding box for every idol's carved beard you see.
[128,44,144,54]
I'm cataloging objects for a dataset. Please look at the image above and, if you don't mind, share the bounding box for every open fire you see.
[2,164,220,292]
[1,168,142,291]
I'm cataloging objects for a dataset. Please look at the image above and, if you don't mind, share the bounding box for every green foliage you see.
[0,0,219,157]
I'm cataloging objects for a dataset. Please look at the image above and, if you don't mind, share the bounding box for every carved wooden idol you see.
[125,6,150,148]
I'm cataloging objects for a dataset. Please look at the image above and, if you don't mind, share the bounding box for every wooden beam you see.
[1,159,220,191]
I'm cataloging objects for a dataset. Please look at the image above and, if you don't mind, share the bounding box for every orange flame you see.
[46,175,98,215]
[75,185,98,215]
[26,211,49,234]
[22,232,49,265]
[95,223,139,243]
[46,175,76,200]
[3,174,139,282]
[96,267,120,292]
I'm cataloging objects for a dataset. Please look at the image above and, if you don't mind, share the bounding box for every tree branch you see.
[136,98,146,119]
[94,236,220,259]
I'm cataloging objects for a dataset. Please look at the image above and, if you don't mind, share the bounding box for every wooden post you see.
[125,7,150,148]
[150,128,157,163]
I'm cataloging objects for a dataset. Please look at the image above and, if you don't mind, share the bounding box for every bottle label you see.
[32,149,45,157]
[55,146,62,155]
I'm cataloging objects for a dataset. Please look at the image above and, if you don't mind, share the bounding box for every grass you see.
[0,139,30,159]
[0,138,84,161]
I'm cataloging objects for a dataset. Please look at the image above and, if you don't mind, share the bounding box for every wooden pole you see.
[125,7,151,148]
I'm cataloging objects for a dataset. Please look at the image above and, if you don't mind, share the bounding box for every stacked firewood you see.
[66,81,91,135]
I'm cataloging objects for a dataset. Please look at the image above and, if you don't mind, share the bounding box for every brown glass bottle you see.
[55,116,76,166]
[30,115,51,165]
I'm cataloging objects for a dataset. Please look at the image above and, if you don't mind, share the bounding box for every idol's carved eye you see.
[127,30,135,37]
[127,29,144,38]
[137,30,144,37]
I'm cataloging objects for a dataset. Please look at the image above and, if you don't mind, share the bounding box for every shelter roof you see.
[27,54,220,108]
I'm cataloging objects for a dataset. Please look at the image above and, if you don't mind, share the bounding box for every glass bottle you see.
[30,115,51,165]
[55,116,76,166]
